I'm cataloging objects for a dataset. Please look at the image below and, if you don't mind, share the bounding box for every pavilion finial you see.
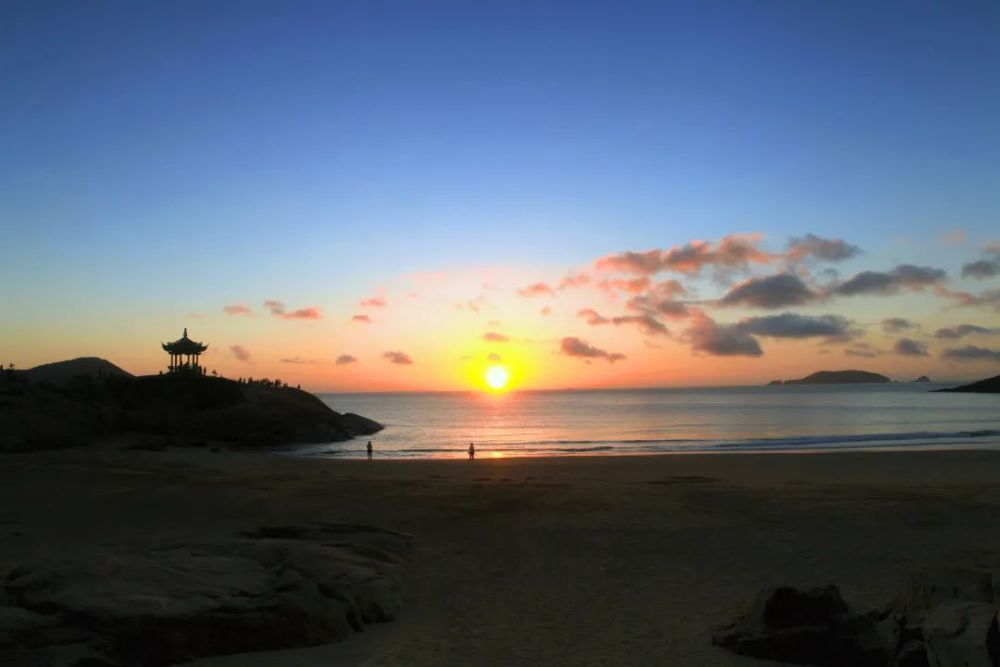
[183,327,188,338]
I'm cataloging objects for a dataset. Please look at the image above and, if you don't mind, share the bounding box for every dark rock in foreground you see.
[714,568,1000,666]
[776,370,892,385]
[0,523,412,666]
[712,585,886,666]
[934,374,1000,394]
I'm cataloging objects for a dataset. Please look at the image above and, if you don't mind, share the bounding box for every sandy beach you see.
[2,442,1000,666]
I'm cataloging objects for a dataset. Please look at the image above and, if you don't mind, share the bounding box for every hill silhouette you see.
[2,359,381,452]
[772,370,891,385]
[933,374,1000,394]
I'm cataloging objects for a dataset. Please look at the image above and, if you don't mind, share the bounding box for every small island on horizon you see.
[768,369,891,385]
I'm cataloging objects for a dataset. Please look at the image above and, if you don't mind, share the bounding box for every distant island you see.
[933,374,1000,394]
[911,375,931,383]
[768,370,891,385]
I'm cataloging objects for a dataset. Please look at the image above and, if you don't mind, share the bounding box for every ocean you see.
[301,383,1000,459]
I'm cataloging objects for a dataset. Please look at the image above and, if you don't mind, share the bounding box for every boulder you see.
[712,585,886,666]
[922,601,999,667]
[0,523,411,666]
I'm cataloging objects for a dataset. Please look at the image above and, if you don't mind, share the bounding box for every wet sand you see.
[2,441,1000,666]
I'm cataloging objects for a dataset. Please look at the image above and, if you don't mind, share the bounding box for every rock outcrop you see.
[780,370,892,385]
[0,523,412,666]
[714,568,1000,666]
[1,371,382,451]
[934,375,1000,394]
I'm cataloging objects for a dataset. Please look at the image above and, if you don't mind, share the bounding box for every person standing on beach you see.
[468,442,475,460]
[366,441,373,461]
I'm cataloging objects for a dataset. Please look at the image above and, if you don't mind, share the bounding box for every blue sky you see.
[2,1,998,385]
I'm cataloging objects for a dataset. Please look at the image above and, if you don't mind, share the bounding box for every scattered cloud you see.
[230,345,253,363]
[559,337,625,363]
[719,273,817,309]
[786,234,860,263]
[223,304,253,316]
[685,313,763,357]
[934,324,1000,340]
[881,317,914,333]
[264,300,322,320]
[383,350,414,365]
[557,273,591,289]
[893,338,929,357]
[351,314,372,323]
[335,354,358,365]
[596,234,773,277]
[517,282,555,298]
[482,332,510,342]
[834,265,946,296]
[281,356,316,364]
[941,229,966,245]
[360,296,387,307]
[941,346,1000,362]
[936,286,1000,311]
[611,314,669,337]
[627,295,689,319]
[540,306,551,316]
[739,313,852,340]
[597,276,652,294]
[487,352,502,362]
[576,308,610,325]
[961,246,1000,280]
[844,342,881,358]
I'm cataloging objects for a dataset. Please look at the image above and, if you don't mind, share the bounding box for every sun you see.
[485,364,510,391]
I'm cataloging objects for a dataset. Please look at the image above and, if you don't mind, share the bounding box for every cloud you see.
[844,342,881,358]
[487,352,502,362]
[834,264,946,296]
[576,308,610,325]
[739,313,852,339]
[223,304,253,316]
[893,338,929,357]
[960,245,1000,280]
[351,314,372,323]
[597,277,652,294]
[557,273,591,289]
[540,306,551,316]
[941,346,1000,362]
[611,314,669,337]
[281,356,316,364]
[786,234,860,263]
[559,337,625,363]
[482,332,510,342]
[935,286,1000,310]
[881,317,914,333]
[360,296,387,308]
[230,345,253,364]
[335,354,358,365]
[626,295,690,320]
[934,324,1000,340]
[941,229,966,244]
[595,234,773,276]
[517,282,555,298]
[685,313,763,357]
[382,351,414,365]
[264,300,322,320]
[719,273,817,309]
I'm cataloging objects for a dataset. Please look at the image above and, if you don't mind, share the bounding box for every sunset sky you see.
[3,1,999,391]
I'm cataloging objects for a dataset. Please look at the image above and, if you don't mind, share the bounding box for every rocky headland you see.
[934,374,1000,394]
[769,370,892,385]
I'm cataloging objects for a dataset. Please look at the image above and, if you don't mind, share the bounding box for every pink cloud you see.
[335,354,358,365]
[517,282,555,298]
[540,306,551,316]
[383,350,414,365]
[611,314,669,337]
[351,314,372,323]
[595,234,774,276]
[230,345,253,364]
[360,297,387,308]
[223,304,253,316]
[576,308,610,325]
[597,277,652,294]
[560,337,625,364]
[264,300,322,320]
[482,332,510,342]
[557,273,591,289]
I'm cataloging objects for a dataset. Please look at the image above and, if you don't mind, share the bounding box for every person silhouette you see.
[366,441,373,461]
[468,442,475,461]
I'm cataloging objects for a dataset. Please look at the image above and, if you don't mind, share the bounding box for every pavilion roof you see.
[161,328,208,354]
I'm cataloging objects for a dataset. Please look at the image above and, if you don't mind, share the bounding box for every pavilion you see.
[162,328,208,373]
